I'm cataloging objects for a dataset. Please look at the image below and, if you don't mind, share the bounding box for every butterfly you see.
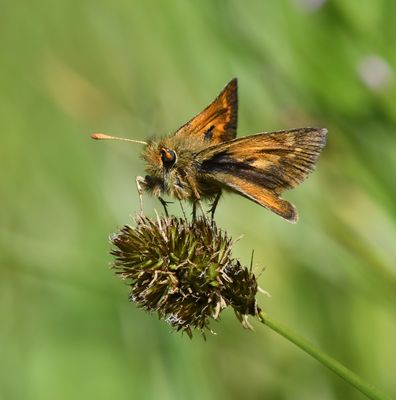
[92,78,327,222]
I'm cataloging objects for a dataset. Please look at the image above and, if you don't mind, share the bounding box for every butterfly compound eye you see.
[160,148,177,168]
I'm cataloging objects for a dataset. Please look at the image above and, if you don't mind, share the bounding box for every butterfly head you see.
[141,136,207,199]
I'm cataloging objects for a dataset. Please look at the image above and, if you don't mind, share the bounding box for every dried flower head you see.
[111,215,259,337]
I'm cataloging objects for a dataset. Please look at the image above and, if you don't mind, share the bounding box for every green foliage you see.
[1,1,396,399]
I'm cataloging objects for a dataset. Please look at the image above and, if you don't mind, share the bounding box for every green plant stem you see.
[258,312,390,400]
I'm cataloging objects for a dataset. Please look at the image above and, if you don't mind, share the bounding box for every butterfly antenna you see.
[91,133,147,145]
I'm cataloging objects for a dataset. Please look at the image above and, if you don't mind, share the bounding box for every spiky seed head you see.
[110,215,259,337]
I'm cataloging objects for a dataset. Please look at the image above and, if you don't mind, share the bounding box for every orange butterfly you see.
[92,79,327,222]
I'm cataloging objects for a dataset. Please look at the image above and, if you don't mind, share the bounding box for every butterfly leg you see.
[185,176,208,222]
[208,191,222,221]
[135,176,146,215]
[190,200,208,222]
[158,197,172,217]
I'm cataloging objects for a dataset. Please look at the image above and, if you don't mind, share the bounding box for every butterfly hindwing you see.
[197,127,327,222]
[175,78,238,144]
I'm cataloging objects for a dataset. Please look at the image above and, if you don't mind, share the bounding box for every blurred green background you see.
[2,1,396,399]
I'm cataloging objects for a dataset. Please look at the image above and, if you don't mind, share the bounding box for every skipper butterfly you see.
[92,79,327,222]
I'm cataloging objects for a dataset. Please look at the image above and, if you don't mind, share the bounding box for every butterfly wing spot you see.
[174,78,238,144]
[204,125,215,141]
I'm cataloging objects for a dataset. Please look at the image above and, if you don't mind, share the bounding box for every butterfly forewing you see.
[197,127,327,222]
[175,78,238,144]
